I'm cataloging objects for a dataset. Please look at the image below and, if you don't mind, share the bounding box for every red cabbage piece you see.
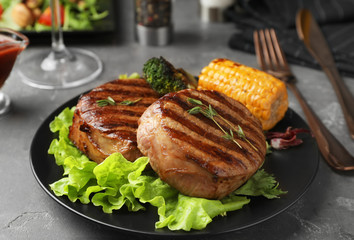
[266,127,311,150]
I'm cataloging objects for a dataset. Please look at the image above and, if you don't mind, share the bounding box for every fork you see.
[254,28,354,171]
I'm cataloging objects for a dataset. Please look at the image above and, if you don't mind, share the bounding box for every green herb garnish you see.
[187,98,258,151]
[96,97,142,107]
[96,96,116,107]
[266,141,272,154]
[118,98,142,106]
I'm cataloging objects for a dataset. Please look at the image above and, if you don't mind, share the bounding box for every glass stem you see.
[50,0,73,60]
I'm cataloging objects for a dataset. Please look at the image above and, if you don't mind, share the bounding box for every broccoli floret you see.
[142,56,197,96]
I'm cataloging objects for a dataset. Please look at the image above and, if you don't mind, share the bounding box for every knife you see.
[296,9,354,139]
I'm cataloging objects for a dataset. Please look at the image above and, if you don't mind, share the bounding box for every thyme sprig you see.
[118,98,142,106]
[187,98,258,151]
[96,97,142,107]
[96,96,116,107]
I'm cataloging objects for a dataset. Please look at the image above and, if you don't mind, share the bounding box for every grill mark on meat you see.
[158,92,262,165]
[159,93,223,132]
[81,108,145,118]
[93,81,153,92]
[106,130,137,141]
[202,90,259,121]
[211,110,264,159]
[88,80,158,98]
[82,97,154,108]
[184,154,228,181]
[92,89,157,98]
[162,107,260,167]
[81,92,157,102]
[163,126,248,173]
[158,100,260,167]
[92,121,139,132]
[80,94,155,105]
[202,90,260,127]
[159,93,191,110]
[180,90,252,124]
[84,113,139,133]
[79,122,91,133]
[192,90,255,121]
[183,90,255,128]
[95,78,152,89]
[213,107,261,138]
[159,104,234,148]
[183,90,265,158]
[158,100,234,148]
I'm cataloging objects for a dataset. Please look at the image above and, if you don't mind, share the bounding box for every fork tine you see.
[264,29,281,71]
[259,29,273,71]
[268,28,291,73]
[254,29,271,71]
[253,30,266,71]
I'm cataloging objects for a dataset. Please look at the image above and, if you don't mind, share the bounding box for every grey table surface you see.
[1,1,354,239]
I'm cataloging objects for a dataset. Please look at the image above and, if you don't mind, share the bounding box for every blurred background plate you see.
[0,0,117,44]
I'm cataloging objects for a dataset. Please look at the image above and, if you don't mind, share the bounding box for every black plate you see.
[30,94,319,237]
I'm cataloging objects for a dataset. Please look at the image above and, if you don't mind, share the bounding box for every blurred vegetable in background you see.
[0,4,3,19]
[0,0,108,31]
[37,4,65,27]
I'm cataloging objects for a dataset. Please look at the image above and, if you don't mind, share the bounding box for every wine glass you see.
[18,0,103,89]
[0,28,29,115]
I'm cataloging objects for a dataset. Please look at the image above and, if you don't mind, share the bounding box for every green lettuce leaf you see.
[91,153,149,213]
[235,169,287,199]
[154,194,250,231]
[47,107,286,231]
[49,106,75,132]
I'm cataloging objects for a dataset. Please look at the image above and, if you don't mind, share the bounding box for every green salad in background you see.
[47,106,286,231]
[0,0,109,32]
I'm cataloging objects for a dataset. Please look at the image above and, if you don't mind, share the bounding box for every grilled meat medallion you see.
[69,78,159,164]
[137,89,267,199]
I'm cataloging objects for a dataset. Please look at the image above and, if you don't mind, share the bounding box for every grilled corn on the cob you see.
[198,58,288,130]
